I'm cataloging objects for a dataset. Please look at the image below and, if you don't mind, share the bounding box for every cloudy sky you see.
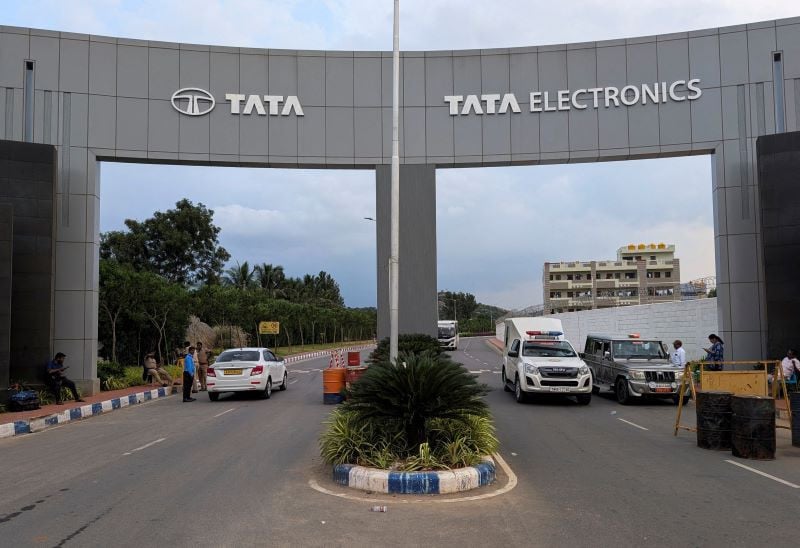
[4,1,798,309]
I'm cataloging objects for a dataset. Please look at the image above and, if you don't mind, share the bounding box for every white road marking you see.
[123,437,166,456]
[725,460,800,489]
[289,379,299,385]
[617,418,649,431]
[213,408,234,418]
[308,452,517,504]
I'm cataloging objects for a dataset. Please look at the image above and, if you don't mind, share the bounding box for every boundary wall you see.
[496,298,718,360]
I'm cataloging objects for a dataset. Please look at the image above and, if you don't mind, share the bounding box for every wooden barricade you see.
[673,360,792,436]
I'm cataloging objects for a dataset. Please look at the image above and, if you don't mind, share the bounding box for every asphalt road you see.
[1,340,798,547]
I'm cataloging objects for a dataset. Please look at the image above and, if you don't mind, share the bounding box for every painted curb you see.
[333,457,495,495]
[0,387,174,439]
[284,344,375,365]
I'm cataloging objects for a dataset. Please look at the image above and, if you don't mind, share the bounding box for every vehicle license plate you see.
[654,386,672,393]
[224,369,243,375]
[549,386,569,392]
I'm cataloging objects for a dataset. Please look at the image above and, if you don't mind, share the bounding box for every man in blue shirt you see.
[46,352,85,404]
[183,347,196,402]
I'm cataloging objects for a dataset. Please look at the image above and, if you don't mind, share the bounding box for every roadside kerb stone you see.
[333,456,496,494]
[0,386,174,439]
[283,344,375,365]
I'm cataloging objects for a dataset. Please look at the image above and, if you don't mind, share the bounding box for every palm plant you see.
[254,263,286,298]
[222,260,255,290]
[342,350,489,449]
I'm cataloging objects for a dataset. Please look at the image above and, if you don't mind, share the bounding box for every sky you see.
[3,1,798,309]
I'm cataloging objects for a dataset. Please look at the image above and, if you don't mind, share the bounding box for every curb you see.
[0,386,175,440]
[332,457,495,495]
[284,344,375,365]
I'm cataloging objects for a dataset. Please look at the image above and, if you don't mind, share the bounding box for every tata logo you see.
[171,88,216,116]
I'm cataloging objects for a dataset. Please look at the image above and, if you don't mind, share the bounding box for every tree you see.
[223,260,256,290]
[100,199,230,285]
[438,291,478,321]
[254,263,286,298]
[99,260,143,363]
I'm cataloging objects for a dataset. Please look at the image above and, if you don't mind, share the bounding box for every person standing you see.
[703,334,725,371]
[183,347,196,402]
[196,342,210,391]
[671,340,687,368]
[45,352,85,404]
[781,349,799,381]
[144,351,173,387]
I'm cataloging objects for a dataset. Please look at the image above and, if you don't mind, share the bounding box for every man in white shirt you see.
[671,340,687,368]
[781,349,799,380]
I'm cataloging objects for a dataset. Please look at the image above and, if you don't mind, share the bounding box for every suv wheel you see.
[502,368,511,392]
[576,393,591,405]
[514,375,527,404]
[616,378,631,405]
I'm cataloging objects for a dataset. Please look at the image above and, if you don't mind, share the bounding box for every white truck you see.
[437,320,459,350]
[501,317,592,405]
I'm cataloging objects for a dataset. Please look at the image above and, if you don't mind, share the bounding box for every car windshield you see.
[612,340,667,359]
[215,350,261,362]
[438,326,456,338]
[522,341,576,358]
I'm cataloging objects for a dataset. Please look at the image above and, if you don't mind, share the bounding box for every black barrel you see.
[731,395,776,460]
[791,393,800,448]
[695,390,733,450]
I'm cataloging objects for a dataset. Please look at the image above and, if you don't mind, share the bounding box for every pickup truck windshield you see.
[612,340,667,359]
[522,341,576,358]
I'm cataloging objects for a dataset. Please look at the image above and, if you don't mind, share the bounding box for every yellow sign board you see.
[259,321,280,335]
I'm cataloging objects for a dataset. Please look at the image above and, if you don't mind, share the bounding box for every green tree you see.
[100,199,230,285]
[254,263,286,298]
[99,259,143,363]
[223,260,256,290]
[438,290,478,321]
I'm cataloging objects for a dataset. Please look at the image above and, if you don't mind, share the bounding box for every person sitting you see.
[45,352,85,404]
[143,351,173,387]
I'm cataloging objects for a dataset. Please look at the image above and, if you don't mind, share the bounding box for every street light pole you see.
[389,0,400,364]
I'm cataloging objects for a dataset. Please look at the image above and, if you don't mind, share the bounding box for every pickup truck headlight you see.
[629,370,646,380]
[524,363,539,375]
[578,364,590,376]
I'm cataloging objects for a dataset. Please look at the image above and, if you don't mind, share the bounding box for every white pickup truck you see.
[501,317,592,405]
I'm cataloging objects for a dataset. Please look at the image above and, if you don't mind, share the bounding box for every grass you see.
[271,340,374,358]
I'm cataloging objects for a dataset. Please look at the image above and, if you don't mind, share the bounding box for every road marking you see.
[123,437,166,456]
[725,460,800,489]
[289,379,299,385]
[308,452,517,504]
[213,408,234,418]
[617,418,649,431]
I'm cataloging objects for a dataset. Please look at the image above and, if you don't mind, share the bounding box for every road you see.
[1,339,798,547]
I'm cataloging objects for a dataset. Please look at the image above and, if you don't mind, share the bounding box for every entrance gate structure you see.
[1,18,799,393]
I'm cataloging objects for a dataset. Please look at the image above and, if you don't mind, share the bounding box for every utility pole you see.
[389,0,400,364]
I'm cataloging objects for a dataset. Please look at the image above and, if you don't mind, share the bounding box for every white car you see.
[207,347,287,401]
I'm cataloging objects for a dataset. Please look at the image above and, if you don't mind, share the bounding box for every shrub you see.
[367,334,442,365]
[343,350,489,450]
[102,377,128,391]
[97,361,124,384]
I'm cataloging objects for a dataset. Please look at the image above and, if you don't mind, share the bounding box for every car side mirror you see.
[507,350,519,358]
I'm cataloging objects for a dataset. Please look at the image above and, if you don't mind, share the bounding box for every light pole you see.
[389,0,400,364]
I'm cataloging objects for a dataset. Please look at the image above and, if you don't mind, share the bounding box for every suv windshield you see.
[522,341,576,358]
[612,340,667,359]
[216,350,261,362]
[438,327,455,338]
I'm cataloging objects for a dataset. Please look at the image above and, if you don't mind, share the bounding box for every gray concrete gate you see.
[1,18,799,392]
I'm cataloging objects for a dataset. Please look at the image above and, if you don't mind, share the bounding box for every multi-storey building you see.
[543,243,681,314]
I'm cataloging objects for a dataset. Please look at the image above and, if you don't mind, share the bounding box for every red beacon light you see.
[628,333,640,339]
[526,330,563,337]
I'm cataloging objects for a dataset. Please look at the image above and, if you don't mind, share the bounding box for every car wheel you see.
[208,392,220,402]
[502,368,512,392]
[280,372,288,391]
[514,375,526,404]
[261,378,272,399]
[616,378,631,405]
[576,393,591,405]
[591,384,600,395]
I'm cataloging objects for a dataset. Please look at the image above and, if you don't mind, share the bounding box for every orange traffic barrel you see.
[323,367,346,404]
[347,351,361,366]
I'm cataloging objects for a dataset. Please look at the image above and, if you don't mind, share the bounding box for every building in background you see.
[543,243,681,315]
